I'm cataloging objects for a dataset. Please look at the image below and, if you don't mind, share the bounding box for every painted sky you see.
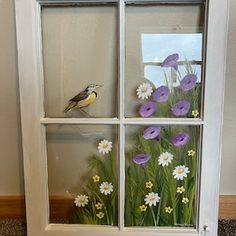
[141,33,202,88]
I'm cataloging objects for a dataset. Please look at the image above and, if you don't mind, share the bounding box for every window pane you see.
[125,4,205,118]
[42,5,118,118]
[46,124,118,225]
[125,125,200,227]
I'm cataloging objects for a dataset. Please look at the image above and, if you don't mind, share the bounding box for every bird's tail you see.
[64,101,77,113]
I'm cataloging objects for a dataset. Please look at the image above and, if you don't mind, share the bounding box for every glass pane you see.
[125,4,205,118]
[42,5,118,118]
[46,124,118,225]
[125,125,200,227]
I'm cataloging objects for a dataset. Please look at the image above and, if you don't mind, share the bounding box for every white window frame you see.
[15,0,229,235]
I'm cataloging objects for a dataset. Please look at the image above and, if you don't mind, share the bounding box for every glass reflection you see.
[142,33,202,88]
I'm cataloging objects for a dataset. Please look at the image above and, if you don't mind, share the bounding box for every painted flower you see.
[96,211,105,219]
[136,82,153,100]
[152,86,170,103]
[171,100,190,116]
[161,53,179,71]
[95,202,103,210]
[146,181,153,189]
[74,195,89,207]
[165,206,173,214]
[144,192,160,207]
[192,109,199,118]
[182,197,189,204]
[158,151,174,167]
[133,154,151,168]
[100,182,113,195]
[188,150,195,157]
[139,101,157,118]
[180,74,197,91]
[173,165,190,180]
[139,205,148,212]
[92,175,100,182]
[143,126,161,140]
[172,132,190,147]
[97,139,112,155]
[177,186,185,194]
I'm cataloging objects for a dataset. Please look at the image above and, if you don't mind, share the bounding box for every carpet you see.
[0,219,235,236]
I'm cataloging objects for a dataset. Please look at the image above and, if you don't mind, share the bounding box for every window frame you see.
[15,0,229,235]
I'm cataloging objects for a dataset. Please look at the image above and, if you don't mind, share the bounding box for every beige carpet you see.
[0,219,235,236]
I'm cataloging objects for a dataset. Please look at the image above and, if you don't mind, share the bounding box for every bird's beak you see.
[96,85,102,88]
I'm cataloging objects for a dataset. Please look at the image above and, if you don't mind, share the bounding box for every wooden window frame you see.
[15,0,229,235]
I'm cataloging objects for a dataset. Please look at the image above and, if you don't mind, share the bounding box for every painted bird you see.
[64,84,102,113]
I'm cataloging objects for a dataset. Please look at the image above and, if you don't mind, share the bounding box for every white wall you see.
[220,0,236,194]
[0,0,235,195]
[0,0,24,195]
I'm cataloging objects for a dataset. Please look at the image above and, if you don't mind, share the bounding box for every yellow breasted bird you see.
[64,84,102,113]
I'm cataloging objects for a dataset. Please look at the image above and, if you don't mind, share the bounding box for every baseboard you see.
[0,196,25,218]
[0,195,74,219]
[0,195,235,219]
[219,195,236,220]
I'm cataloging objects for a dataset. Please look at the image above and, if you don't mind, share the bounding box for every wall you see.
[0,0,235,195]
[0,0,24,195]
[220,0,236,194]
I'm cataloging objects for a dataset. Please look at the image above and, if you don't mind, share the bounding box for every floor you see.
[0,219,235,236]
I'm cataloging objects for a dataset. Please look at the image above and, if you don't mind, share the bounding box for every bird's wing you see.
[69,91,88,102]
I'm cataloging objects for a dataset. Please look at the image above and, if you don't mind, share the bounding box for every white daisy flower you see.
[100,182,113,195]
[173,165,190,180]
[144,192,160,207]
[74,195,89,207]
[136,82,153,100]
[158,151,174,167]
[97,139,112,155]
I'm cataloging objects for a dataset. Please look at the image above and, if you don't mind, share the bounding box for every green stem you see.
[150,206,157,226]
[140,212,147,226]
[91,190,110,225]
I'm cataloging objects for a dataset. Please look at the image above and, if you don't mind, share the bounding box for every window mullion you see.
[119,0,125,230]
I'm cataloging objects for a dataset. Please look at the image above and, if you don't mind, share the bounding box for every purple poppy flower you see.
[180,74,197,91]
[139,101,157,118]
[143,126,161,140]
[133,154,151,168]
[153,86,170,103]
[172,132,190,147]
[161,53,179,71]
[171,100,190,116]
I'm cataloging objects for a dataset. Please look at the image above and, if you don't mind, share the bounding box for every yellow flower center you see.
[163,155,169,160]
[177,168,184,174]
[103,143,108,148]
[80,197,85,203]
[149,196,155,201]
